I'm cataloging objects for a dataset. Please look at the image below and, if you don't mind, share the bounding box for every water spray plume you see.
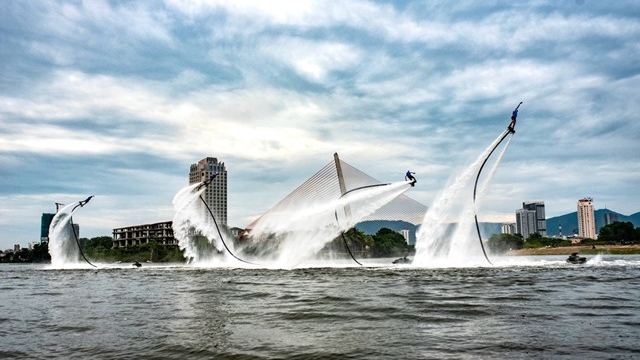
[48,196,97,268]
[172,183,229,265]
[173,155,418,268]
[413,127,515,267]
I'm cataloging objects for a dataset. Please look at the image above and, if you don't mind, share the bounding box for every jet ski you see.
[392,256,412,264]
[566,252,587,264]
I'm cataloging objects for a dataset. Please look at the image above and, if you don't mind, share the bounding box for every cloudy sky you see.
[1,0,639,249]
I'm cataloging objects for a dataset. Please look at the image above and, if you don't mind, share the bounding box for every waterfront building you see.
[577,197,596,239]
[515,209,537,239]
[189,157,228,226]
[399,229,410,244]
[501,223,516,235]
[40,207,80,243]
[603,211,618,226]
[40,213,55,243]
[72,223,80,238]
[522,201,547,237]
[112,221,176,248]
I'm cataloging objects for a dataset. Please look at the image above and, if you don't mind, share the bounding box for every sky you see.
[1,0,639,249]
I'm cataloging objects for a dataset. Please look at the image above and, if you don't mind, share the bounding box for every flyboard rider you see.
[405,170,417,187]
[508,102,523,134]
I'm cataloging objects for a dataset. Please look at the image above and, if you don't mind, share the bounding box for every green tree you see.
[523,233,571,248]
[526,232,543,242]
[598,221,638,244]
[371,228,410,257]
[324,228,373,257]
[486,233,523,254]
[31,242,51,263]
[342,228,373,256]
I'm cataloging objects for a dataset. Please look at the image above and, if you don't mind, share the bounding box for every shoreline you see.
[506,244,640,256]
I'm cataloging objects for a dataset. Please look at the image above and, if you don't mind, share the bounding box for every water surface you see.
[2,255,640,359]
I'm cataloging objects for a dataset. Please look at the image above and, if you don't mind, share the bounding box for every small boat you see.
[392,256,412,264]
[132,261,142,267]
[566,252,587,264]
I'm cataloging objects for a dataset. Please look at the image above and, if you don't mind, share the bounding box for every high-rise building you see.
[514,201,546,239]
[501,223,515,235]
[72,223,80,239]
[577,197,596,239]
[399,229,410,244]
[189,157,228,226]
[603,211,618,226]
[522,201,547,237]
[515,209,537,239]
[40,213,55,243]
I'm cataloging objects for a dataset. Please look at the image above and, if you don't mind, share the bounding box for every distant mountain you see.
[546,209,640,237]
[356,210,640,241]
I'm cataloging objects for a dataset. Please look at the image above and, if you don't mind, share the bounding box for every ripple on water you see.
[2,257,640,359]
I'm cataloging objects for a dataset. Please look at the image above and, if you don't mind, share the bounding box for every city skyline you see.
[11,193,636,250]
[1,1,639,249]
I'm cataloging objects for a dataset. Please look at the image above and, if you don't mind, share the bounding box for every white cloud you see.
[2,0,640,249]
[260,38,363,82]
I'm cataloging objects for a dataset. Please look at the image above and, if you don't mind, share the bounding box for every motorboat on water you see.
[566,252,587,264]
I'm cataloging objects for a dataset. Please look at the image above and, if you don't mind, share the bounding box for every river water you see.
[2,255,640,359]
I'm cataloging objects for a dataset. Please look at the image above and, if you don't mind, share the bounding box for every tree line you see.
[486,221,640,254]
[1,227,413,263]
[0,237,184,264]
[323,227,414,258]
[6,222,637,263]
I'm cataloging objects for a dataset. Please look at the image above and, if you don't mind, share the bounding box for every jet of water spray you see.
[413,130,513,267]
[172,183,236,265]
[250,181,411,268]
[48,201,93,268]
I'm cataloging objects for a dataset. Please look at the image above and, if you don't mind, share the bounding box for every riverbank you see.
[506,244,640,256]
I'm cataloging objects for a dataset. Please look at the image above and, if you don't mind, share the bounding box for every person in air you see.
[405,170,417,187]
[197,172,218,190]
[79,195,94,207]
[508,102,522,134]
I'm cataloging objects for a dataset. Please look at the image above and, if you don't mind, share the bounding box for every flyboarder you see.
[79,195,94,207]
[197,172,218,190]
[508,102,522,134]
[405,170,417,187]
[205,172,217,185]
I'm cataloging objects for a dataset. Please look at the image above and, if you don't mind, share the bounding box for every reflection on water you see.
[2,255,640,359]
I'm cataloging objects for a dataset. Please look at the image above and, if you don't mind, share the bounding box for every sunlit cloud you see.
[1,0,639,247]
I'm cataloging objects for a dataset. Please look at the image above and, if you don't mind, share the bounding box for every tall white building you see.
[577,197,596,239]
[399,229,410,244]
[603,211,618,226]
[189,157,228,226]
[501,223,516,235]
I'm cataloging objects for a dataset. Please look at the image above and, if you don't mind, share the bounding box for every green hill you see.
[546,210,640,237]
